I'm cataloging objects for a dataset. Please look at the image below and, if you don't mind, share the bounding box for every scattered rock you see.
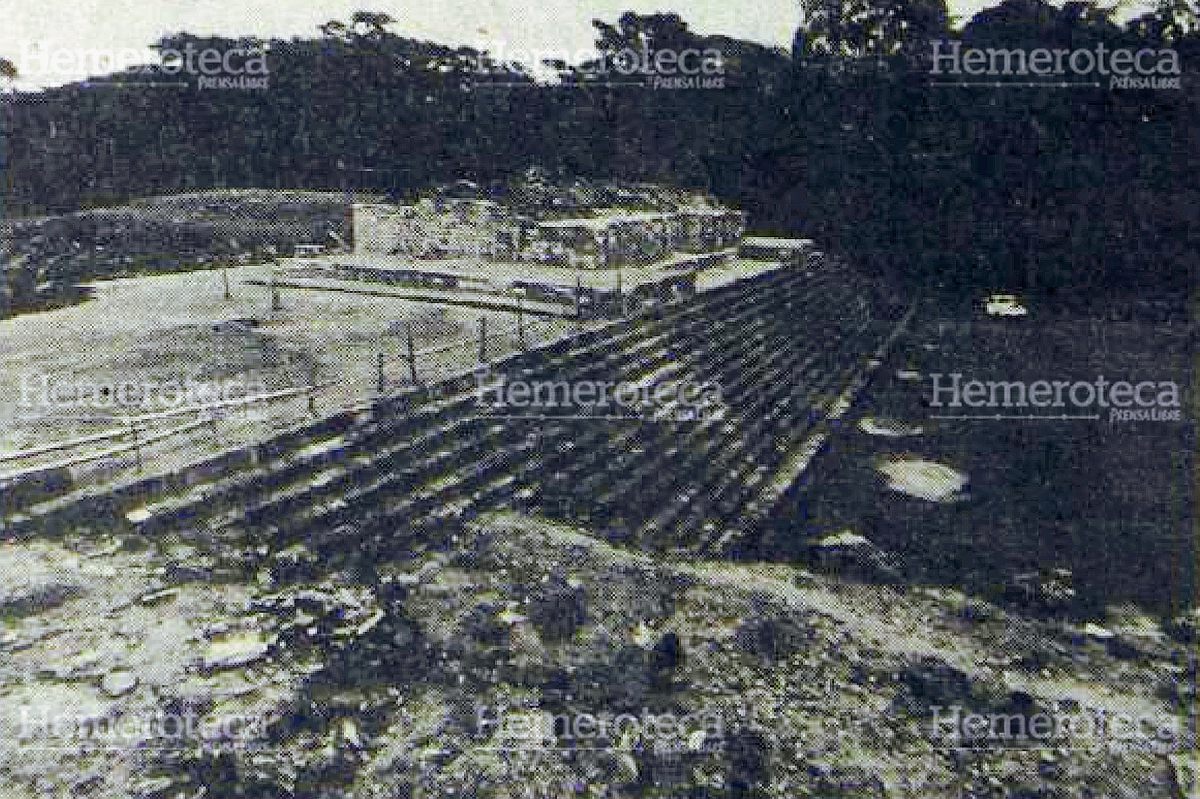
[125,508,153,525]
[270,544,318,583]
[497,607,529,626]
[338,717,364,750]
[812,530,871,549]
[166,557,215,582]
[643,631,683,691]
[898,656,975,709]
[129,776,174,799]
[1004,569,1075,614]
[527,573,586,641]
[119,534,152,551]
[101,669,139,698]
[461,602,508,646]
[857,416,923,437]
[726,729,772,789]
[416,561,442,583]
[0,582,83,617]
[592,565,677,623]
[203,631,271,671]
[70,772,106,794]
[139,588,180,606]
[984,294,1028,317]
[1165,609,1200,643]
[876,457,968,502]
[808,531,904,583]
[735,616,809,664]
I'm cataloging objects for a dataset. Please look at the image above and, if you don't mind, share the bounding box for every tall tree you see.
[797,0,950,55]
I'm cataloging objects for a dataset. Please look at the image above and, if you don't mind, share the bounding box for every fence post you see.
[406,322,418,384]
[307,362,317,416]
[130,421,142,473]
[478,316,487,364]
[377,350,386,396]
[517,296,526,350]
[574,276,583,336]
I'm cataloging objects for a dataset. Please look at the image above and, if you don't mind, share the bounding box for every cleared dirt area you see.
[0,265,580,485]
[0,259,783,493]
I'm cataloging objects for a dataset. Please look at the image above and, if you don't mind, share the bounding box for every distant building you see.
[352,186,746,268]
[352,203,419,255]
[536,207,745,269]
[353,201,509,258]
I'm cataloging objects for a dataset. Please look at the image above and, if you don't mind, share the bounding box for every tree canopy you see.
[1,3,1197,299]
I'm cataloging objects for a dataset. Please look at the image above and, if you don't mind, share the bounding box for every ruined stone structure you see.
[351,188,745,268]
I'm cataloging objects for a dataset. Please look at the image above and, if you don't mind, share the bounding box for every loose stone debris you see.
[877,456,969,502]
[0,514,1192,797]
[100,669,138,698]
[856,416,924,437]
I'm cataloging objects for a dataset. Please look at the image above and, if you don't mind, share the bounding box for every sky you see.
[1,0,1161,90]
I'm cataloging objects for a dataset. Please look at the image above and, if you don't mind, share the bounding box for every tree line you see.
[1,1,1197,303]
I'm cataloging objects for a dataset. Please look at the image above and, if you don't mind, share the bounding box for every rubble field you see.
[0,512,1193,797]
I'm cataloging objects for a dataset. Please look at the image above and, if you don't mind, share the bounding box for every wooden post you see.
[377,350,386,395]
[130,422,142,473]
[307,362,317,416]
[477,316,487,364]
[406,322,418,384]
[574,276,583,336]
[516,296,526,350]
[222,268,231,300]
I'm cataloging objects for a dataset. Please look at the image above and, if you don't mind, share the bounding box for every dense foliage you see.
[1,1,1198,302]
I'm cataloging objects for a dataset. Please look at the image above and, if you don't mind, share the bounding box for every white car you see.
[984,293,1028,317]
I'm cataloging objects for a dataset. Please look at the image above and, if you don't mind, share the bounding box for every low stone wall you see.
[3,411,362,539]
